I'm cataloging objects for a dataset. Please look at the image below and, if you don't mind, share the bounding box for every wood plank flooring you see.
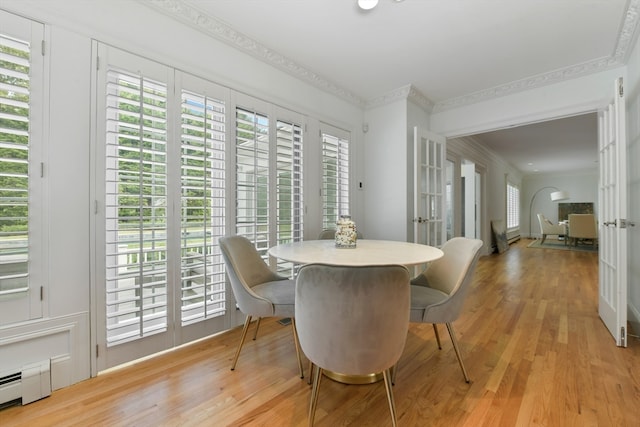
[3,239,639,426]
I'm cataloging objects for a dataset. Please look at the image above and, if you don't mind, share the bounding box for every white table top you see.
[268,239,443,267]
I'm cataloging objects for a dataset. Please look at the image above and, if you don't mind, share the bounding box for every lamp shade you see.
[550,190,569,202]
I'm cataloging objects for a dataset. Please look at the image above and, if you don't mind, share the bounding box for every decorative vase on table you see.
[335,215,357,248]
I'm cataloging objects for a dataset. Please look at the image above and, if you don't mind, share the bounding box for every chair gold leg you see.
[231,315,252,371]
[308,366,323,426]
[432,323,442,349]
[382,368,398,427]
[391,363,397,385]
[252,317,262,340]
[446,322,470,383]
[308,361,314,385]
[290,318,304,379]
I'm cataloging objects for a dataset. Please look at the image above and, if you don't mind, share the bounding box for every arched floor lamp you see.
[528,186,570,238]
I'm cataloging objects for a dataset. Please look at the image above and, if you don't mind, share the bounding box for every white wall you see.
[431,67,626,138]
[0,22,93,392]
[0,0,365,388]
[362,99,408,240]
[361,95,432,242]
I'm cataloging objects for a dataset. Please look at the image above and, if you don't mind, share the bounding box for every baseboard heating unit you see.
[0,360,51,407]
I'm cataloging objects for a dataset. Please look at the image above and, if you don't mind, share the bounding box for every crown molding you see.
[433,0,640,113]
[613,0,640,63]
[143,0,640,113]
[142,0,366,107]
[365,85,435,112]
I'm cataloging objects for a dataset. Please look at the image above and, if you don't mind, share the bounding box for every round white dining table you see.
[268,239,443,267]
[268,238,444,385]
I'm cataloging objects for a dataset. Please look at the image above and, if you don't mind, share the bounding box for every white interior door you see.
[413,127,446,247]
[598,77,628,347]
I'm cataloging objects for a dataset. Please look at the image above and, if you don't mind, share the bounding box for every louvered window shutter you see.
[180,90,227,325]
[0,34,30,298]
[0,12,45,325]
[275,119,303,276]
[322,132,350,229]
[507,182,520,231]
[235,107,270,256]
[105,69,168,345]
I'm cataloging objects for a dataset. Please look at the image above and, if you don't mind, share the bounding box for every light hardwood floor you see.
[3,239,639,426]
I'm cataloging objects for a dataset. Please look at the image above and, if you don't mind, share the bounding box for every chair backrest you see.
[537,213,563,234]
[412,237,483,323]
[568,214,597,239]
[318,228,364,240]
[318,229,336,239]
[219,235,285,313]
[295,264,410,375]
[537,213,550,232]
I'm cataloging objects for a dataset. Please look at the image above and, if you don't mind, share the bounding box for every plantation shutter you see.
[275,119,303,276]
[0,36,30,297]
[105,69,168,346]
[180,90,227,326]
[0,11,44,325]
[235,107,270,256]
[322,130,350,229]
[507,182,519,231]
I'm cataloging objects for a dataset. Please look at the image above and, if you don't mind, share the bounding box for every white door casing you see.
[598,77,628,347]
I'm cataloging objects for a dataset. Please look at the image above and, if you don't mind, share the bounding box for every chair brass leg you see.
[308,361,314,385]
[391,363,397,385]
[308,366,323,426]
[231,315,252,371]
[446,322,470,383]
[290,318,304,378]
[382,369,398,427]
[252,317,262,340]
[432,324,442,349]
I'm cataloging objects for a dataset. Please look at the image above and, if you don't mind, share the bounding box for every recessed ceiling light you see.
[358,0,379,10]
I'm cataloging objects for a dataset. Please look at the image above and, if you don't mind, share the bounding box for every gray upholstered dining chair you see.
[318,228,364,239]
[219,235,304,378]
[409,237,483,383]
[295,263,410,427]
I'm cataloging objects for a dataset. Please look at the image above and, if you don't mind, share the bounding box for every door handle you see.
[603,219,637,228]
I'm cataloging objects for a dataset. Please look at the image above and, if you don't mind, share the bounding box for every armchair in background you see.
[568,214,598,247]
[537,213,566,244]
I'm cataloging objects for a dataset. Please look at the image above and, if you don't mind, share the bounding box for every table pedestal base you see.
[323,370,383,384]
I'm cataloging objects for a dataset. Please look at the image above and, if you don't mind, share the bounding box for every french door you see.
[413,126,446,248]
[93,45,233,370]
[598,77,628,347]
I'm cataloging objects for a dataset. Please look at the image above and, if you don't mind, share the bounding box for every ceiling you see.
[144,0,639,175]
